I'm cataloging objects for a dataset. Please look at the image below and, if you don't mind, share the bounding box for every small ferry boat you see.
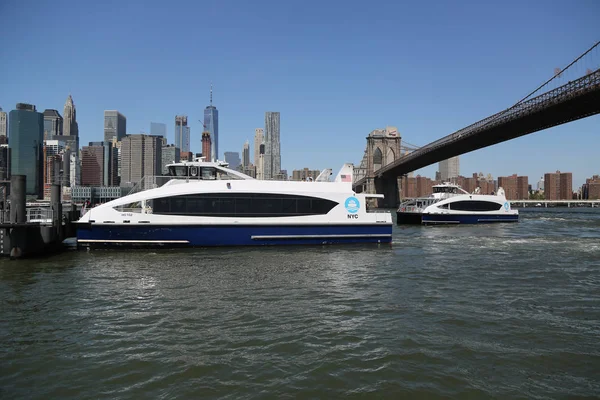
[396,182,518,225]
[76,158,393,247]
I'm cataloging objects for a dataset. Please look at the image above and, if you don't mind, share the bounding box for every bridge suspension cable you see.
[513,40,600,106]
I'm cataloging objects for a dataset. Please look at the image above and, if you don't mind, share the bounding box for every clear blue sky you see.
[1,0,598,187]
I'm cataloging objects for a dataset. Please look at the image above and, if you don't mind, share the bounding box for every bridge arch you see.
[386,147,395,166]
[373,147,383,170]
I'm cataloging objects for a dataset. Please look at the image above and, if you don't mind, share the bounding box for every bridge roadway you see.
[354,68,600,199]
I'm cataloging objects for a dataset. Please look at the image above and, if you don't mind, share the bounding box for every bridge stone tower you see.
[357,126,402,207]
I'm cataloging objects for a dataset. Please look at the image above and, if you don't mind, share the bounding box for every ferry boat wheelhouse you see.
[77,159,392,247]
[396,182,518,225]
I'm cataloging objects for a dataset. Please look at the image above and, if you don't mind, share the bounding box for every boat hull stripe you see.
[422,213,518,224]
[251,234,391,240]
[77,224,393,247]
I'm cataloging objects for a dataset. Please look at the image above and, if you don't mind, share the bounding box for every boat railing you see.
[26,207,54,225]
[398,205,424,213]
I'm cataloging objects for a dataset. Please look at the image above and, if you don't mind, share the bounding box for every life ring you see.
[190,166,198,177]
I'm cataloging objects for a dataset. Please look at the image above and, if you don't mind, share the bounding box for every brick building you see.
[544,171,572,200]
[582,175,600,199]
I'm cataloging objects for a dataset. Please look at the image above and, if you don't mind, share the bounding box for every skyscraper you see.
[81,141,118,187]
[121,134,162,186]
[256,144,265,180]
[63,95,78,138]
[81,143,105,186]
[104,110,126,142]
[264,111,281,180]
[9,103,44,196]
[253,128,263,165]
[150,122,167,138]
[438,156,459,182]
[201,131,211,161]
[204,84,219,161]
[43,109,63,138]
[174,115,190,153]
[242,140,250,168]
[0,108,7,138]
[224,152,241,170]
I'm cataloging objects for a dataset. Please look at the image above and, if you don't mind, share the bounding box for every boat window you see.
[201,168,217,180]
[449,201,503,211]
[114,201,142,212]
[151,193,339,217]
[437,203,449,209]
[168,166,188,177]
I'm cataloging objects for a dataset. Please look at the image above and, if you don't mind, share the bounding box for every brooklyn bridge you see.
[352,41,600,208]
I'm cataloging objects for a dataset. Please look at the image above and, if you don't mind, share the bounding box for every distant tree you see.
[529,191,545,200]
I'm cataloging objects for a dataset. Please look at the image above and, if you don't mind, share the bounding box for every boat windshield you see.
[433,186,459,194]
[166,165,245,180]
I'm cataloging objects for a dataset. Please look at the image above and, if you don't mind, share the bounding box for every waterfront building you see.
[0,108,7,138]
[203,85,219,161]
[497,174,528,200]
[121,134,162,186]
[161,144,180,175]
[264,111,281,180]
[201,131,211,161]
[174,115,190,153]
[559,172,573,200]
[9,103,44,197]
[43,109,63,138]
[438,156,459,182]
[582,175,600,199]
[253,128,263,165]
[224,151,241,170]
[71,185,129,204]
[544,171,572,200]
[401,175,440,198]
[242,140,250,168]
[104,110,126,142]
[292,168,321,181]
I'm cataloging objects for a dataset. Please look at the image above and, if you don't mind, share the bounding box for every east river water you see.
[1,208,599,399]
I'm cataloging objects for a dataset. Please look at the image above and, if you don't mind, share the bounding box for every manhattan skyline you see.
[0,0,599,186]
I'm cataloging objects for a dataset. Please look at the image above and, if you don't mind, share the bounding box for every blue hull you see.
[421,213,518,225]
[77,224,393,247]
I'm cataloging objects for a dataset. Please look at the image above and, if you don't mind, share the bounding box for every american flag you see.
[340,174,352,182]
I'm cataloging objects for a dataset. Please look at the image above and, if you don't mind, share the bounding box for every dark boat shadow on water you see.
[73,241,395,259]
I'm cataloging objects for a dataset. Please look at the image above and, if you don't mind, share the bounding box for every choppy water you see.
[1,208,599,399]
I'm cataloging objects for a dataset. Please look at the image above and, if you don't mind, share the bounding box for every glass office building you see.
[9,103,44,196]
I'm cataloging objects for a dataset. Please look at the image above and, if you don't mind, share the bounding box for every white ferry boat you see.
[77,158,392,247]
[396,182,518,225]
